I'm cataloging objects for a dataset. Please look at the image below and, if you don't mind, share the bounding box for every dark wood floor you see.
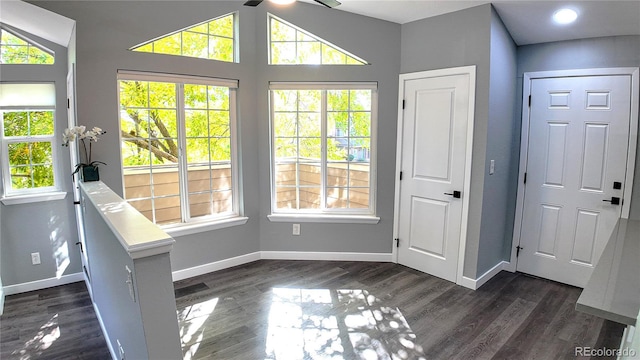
[1,260,625,359]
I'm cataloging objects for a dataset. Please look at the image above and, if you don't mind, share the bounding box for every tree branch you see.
[121,131,178,163]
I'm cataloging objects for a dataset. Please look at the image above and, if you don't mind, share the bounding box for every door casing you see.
[393,66,476,288]
[508,67,639,271]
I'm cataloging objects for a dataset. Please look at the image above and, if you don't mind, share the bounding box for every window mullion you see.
[176,83,190,223]
[320,90,327,211]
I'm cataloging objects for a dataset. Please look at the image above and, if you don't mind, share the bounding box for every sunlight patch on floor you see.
[13,314,60,360]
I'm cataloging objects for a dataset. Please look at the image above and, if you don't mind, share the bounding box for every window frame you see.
[0,83,63,201]
[130,12,239,63]
[117,71,244,231]
[0,26,55,65]
[268,82,378,221]
[267,14,368,66]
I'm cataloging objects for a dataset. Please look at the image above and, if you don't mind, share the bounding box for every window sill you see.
[267,214,380,224]
[1,191,67,205]
[164,216,249,237]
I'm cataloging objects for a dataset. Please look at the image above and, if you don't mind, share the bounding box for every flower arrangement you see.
[62,125,107,177]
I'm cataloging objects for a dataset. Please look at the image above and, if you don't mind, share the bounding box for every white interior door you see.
[517,74,634,288]
[395,67,475,283]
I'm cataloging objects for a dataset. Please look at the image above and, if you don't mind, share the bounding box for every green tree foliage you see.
[0,29,54,64]
[3,111,55,189]
[132,14,235,62]
[269,16,366,65]
[273,89,371,163]
[119,80,231,167]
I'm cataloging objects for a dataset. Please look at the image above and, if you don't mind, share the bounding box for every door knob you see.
[602,197,620,205]
[444,191,461,199]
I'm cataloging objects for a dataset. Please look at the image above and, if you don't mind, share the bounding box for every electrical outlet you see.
[31,252,41,265]
[489,159,495,175]
[292,223,301,236]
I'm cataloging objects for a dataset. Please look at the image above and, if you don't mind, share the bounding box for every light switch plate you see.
[293,224,300,236]
[489,160,495,175]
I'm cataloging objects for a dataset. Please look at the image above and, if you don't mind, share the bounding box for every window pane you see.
[209,15,234,38]
[8,142,29,166]
[189,192,212,218]
[152,169,180,197]
[300,187,320,209]
[350,112,370,137]
[298,113,320,137]
[298,90,320,112]
[326,187,347,208]
[186,138,210,163]
[349,138,370,162]
[275,138,297,159]
[321,44,346,64]
[7,141,54,190]
[328,112,348,136]
[123,169,151,199]
[30,111,54,135]
[299,138,321,159]
[120,80,149,108]
[209,111,230,137]
[209,37,234,62]
[350,90,372,111]
[350,165,370,188]
[182,31,208,58]
[271,42,296,64]
[31,141,52,164]
[273,90,297,112]
[10,166,31,189]
[297,42,320,64]
[276,187,298,209]
[154,195,182,225]
[210,138,230,161]
[208,86,229,110]
[3,112,28,137]
[327,90,349,111]
[185,84,207,109]
[129,199,153,222]
[271,18,296,41]
[349,188,369,209]
[185,110,208,137]
[152,33,181,56]
[148,82,176,108]
[275,163,296,187]
[273,113,297,137]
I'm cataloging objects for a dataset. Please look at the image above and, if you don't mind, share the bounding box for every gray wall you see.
[476,7,518,275]
[0,26,82,286]
[517,35,640,220]
[256,3,401,252]
[33,1,401,274]
[402,4,495,279]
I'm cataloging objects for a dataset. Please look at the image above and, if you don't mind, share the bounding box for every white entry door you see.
[395,67,475,283]
[517,74,634,288]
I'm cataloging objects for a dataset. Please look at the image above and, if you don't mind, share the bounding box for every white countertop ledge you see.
[576,218,640,325]
[80,181,175,259]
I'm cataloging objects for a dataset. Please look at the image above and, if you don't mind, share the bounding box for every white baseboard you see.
[172,251,393,282]
[260,251,393,262]
[459,261,509,290]
[0,286,4,316]
[172,252,261,282]
[92,300,117,360]
[2,273,84,296]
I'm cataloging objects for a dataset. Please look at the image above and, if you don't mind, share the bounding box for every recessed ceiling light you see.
[553,8,578,24]
[270,0,296,5]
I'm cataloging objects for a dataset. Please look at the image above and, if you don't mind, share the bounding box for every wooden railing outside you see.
[123,162,370,223]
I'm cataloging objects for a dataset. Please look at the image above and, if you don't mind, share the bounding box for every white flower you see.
[62,128,77,146]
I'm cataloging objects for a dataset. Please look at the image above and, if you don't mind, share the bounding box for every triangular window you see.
[268,14,367,65]
[131,13,236,63]
[0,27,54,65]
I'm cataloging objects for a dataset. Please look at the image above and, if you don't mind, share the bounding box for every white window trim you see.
[117,71,244,231]
[0,83,62,200]
[267,13,369,66]
[269,82,378,219]
[129,12,239,64]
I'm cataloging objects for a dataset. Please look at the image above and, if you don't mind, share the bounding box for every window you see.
[0,27,54,64]
[1,83,59,196]
[270,82,377,217]
[268,14,367,65]
[118,72,240,227]
[131,13,237,63]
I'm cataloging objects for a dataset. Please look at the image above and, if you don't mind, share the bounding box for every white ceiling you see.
[1,0,639,47]
[304,0,640,45]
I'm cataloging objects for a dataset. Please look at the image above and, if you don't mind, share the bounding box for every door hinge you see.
[395,238,400,248]
[516,245,523,257]
[523,172,527,184]
[528,95,531,107]
[402,100,405,109]
[75,241,83,253]
[67,98,70,109]
[399,171,403,181]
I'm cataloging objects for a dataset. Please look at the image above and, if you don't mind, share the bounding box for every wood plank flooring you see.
[1,260,625,359]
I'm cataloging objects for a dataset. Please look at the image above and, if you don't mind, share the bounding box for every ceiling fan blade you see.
[244,0,263,6]
[314,0,341,8]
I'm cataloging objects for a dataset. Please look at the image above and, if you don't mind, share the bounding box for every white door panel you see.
[397,70,474,283]
[517,75,632,287]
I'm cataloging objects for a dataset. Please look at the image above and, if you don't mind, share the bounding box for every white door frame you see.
[392,66,476,288]
[508,67,639,271]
